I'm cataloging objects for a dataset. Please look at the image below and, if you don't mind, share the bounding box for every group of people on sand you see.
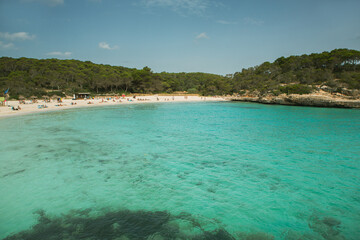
[11,106,21,111]
[37,104,48,109]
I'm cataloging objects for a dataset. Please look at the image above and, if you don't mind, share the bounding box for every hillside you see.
[232,49,360,98]
[0,48,359,99]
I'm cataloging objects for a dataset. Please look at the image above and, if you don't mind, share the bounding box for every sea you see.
[0,102,359,239]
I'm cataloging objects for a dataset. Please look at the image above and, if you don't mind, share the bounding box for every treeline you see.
[233,48,360,95]
[0,58,231,98]
[0,48,359,98]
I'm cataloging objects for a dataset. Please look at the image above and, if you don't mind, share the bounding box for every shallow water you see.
[0,102,359,239]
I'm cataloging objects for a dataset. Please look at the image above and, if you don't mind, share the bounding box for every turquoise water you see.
[0,102,359,239]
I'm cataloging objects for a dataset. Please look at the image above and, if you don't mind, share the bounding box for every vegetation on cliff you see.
[0,49,359,98]
[233,49,360,96]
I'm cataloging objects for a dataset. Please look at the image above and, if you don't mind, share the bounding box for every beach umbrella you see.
[18,95,25,100]
[42,95,49,99]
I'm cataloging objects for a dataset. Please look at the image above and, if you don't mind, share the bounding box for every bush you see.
[279,84,313,95]
[187,88,198,94]
[48,91,65,97]
[271,89,281,96]
[339,72,360,89]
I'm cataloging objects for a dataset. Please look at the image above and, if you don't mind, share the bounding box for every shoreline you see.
[2,92,359,119]
[0,95,227,119]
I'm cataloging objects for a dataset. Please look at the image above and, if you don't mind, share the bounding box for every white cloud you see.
[141,0,209,15]
[22,0,64,6]
[0,32,36,41]
[244,17,264,26]
[0,41,15,49]
[46,51,72,56]
[217,20,237,25]
[195,32,209,40]
[99,42,118,50]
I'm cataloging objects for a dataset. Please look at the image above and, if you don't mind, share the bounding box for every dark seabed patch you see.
[308,214,345,240]
[2,169,26,178]
[3,209,277,240]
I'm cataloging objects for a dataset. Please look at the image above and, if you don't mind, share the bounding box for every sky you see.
[0,0,359,75]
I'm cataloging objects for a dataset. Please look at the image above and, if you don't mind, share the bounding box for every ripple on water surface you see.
[0,102,359,239]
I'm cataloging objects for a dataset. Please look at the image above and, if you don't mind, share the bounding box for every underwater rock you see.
[202,229,236,240]
[114,236,130,240]
[282,229,317,240]
[244,232,275,240]
[4,208,262,240]
[99,159,110,164]
[177,174,185,179]
[258,173,268,179]
[322,217,341,227]
[236,231,275,240]
[112,222,120,231]
[147,233,165,240]
[4,209,170,240]
[195,181,203,186]
[2,169,26,178]
[169,218,202,238]
[308,215,345,240]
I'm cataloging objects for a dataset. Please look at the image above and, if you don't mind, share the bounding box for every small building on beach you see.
[73,93,91,100]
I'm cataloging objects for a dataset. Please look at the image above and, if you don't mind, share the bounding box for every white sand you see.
[0,95,226,118]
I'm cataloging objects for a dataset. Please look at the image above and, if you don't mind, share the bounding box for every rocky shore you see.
[229,92,360,108]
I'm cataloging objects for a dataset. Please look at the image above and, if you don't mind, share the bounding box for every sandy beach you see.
[0,95,226,118]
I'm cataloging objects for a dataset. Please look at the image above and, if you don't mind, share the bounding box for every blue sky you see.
[0,0,359,75]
